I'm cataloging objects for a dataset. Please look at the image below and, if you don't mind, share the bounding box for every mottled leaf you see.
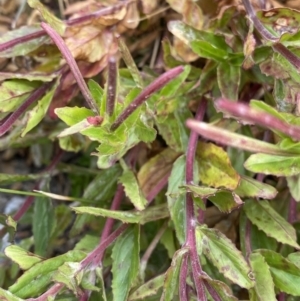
[196,226,253,289]
[244,200,299,249]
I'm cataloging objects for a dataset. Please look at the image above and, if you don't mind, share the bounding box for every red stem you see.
[111,66,184,131]
[179,253,189,301]
[41,22,99,114]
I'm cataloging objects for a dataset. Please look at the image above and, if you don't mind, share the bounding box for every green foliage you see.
[2,0,300,300]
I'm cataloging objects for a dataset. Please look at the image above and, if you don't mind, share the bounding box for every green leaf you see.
[217,62,241,101]
[190,40,228,61]
[119,169,148,211]
[0,214,16,244]
[208,191,243,213]
[161,248,188,301]
[287,175,300,202]
[72,203,169,224]
[196,142,240,190]
[196,226,253,289]
[33,196,55,257]
[244,200,300,249]
[184,184,219,198]
[0,288,23,301]
[5,245,43,270]
[0,25,49,58]
[156,107,191,152]
[52,262,82,295]
[27,0,66,35]
[0,80,40,113]
[167,155,186,244]
[55,106,94,126]
[257,249,300,296]
[129,274,164,300]
[9,250,86,298]
[0,173,49,185]
[58,134,85,152]
[204,278,238,301]
[88,79,104,113]
[250,253,276,301]
[21,81,58,136]
[235,175,278,199]
[111,225,140,301]
[244,153,300,177]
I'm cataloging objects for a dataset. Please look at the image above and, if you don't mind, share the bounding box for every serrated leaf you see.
[72,203,169,224]
[161,248,188,301]
[111,225,139,301]
[129,274,164,300]
[21,81,58,137]
[0,25,49,58]
[196,142,240,190]
[244,200,300,249]
[235,175,278,199]
[167,155,186,244]
[119,169,148,211]
[5,245,43,270]
[244,153,300,177]
[217,62,241,100]
[138,148,180,199]
[257,249,300,296]
[9,250,86,298]
[250,253,276,301]
[27,0,66,35]
[196,226,253,289]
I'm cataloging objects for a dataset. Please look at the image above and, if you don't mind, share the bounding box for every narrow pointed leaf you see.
[244,200,300,249]
[111,225,140,301]
[196,226,253,289]
[250,253,276,301]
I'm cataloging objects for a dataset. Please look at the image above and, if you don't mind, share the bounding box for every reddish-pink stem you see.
[28,283,64,301]
[179,253,189,301]
[41,22,99,114]
[215,98,300,141]
[111,66,184,131]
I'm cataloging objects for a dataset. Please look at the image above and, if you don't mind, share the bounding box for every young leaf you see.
[129,274,164,300]
[111,225,140,301]
[196,225,254,289]
[55,106,94,126]
[5,245,43,270]
[244,200,300,249]
[119,169,148,211]
[234,175,278,199]
[244,153,300,177]
[21,80,58,137]
[257,249,300,296]
[88,79,104,113]
[9,250,86,298]
[196,142,240,190]
[161,248,188,301]
[250,253,276,301]
[167,155,186,244]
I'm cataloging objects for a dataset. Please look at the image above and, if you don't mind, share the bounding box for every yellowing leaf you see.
[196,142,240,190]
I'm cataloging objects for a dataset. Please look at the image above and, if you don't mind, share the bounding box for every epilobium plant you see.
[1,0,300,300]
